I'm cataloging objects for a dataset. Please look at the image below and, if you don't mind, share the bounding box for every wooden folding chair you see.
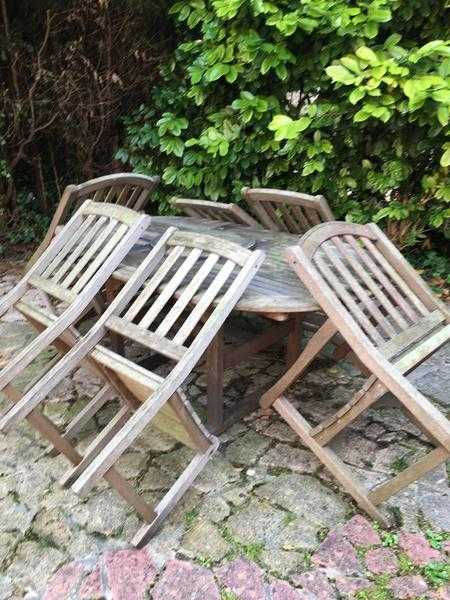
[27,173,159,269]
[3,228,264,546]
[261,221,450,524]
[243,187,334,234]
[171,196,259,227]
[0,201,150,434]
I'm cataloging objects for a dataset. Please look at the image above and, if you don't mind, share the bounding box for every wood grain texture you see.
[264,220,450,526]
[113,216,319,315]
[242,187,334,234]
[26,173,159,269]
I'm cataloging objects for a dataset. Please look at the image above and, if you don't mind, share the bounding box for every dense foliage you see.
[119,0,450,250]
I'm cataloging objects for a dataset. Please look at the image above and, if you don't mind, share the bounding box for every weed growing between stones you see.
[184,508,199,529]
[423,562,450,588]
[425,529,449,550]
[220,527,265,562]
[220,590,238,600]
[355,574,393,600]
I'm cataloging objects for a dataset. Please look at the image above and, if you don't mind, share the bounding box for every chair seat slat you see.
[380,310,446,360]
[27,276,76,303]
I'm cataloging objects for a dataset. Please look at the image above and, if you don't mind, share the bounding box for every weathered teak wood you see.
[114,216,319,315]
[261,220,450,524]
[170,197,260,228]
[27,173,159,269]
[0,201,150,428]
[242,187,334,234]
[8,227,264,546]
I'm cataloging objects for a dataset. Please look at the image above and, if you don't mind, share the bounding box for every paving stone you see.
[198,494,231,524]
[193,454,241,493]
[261,547,304,578]
[409,343,450,406]
[71,489,130,537]
[389,575,428,599]
[417,479,450,531]
[222,483,254,507]
[7,541,66,593]
[255,474,347,528]
[340,515,380,546]
[153,559,219,600]
[365,548,398,575]
[334,432,379,469]
[32,508,73,548]
[42,562,85,600]
[398,531,441,565]
[216,558,265,600]
[117,451,148,479]
[134,426,179,453]
[0,495,36,534]
[226,499,286,546]
[278,519,320,552]
[0,474,15,499]
[259,444,320,474]
[225,430,271,466]
[291,568,337,599]
[181,520,230,562]
[139,465,173,491]
[103,548,158,599]
[334,575,372,596]
[269,579,306,600]
[311,531,361,576]
[144,523,184,568]
[65,530,105,560]
[79,566,103,599]
[0,533,15,567]
[0,577,13,600]
[262,421,298,443]
[429,586,450,600]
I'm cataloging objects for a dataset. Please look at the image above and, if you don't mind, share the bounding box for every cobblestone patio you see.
[0,263,449,599]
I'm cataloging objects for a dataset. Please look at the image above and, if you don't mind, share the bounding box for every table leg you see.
[285,314,303,368]
[207,327,224,433]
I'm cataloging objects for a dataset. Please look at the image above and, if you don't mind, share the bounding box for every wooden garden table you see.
[110,216,320,433]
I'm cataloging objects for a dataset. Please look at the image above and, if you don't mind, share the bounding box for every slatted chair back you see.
[26,174,159,269]
[170,197,259,227]
[72,173,160,214]
[295,222,449,359]
[243,187,334,234]
[260,220,449,525]
[0,201,150,397]
[1,227,265,547]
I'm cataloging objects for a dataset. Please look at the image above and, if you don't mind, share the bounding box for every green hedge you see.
[118,0,450,249]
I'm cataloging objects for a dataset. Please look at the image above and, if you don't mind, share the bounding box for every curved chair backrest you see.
[69,173,160,218]
[27,173,159,270]
[0,201,151,418]
[170,197,260,228]
[290,221,449,355]
[243,187,334,234]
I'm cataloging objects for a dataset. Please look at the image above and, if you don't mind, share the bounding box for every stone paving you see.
[0,262,449,599]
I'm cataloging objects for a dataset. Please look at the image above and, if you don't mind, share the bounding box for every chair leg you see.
[368,447,449,506]
[132,439,219,548]
[274,396,389,526]
[285,314,303,368]
[59,383,112,445]
[60,405,132,488]
[4,382,156,524]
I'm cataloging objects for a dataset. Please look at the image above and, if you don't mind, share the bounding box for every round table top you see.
[114,216,319,317]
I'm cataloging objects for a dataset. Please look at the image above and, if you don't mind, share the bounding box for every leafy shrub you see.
[119,0,449,249]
